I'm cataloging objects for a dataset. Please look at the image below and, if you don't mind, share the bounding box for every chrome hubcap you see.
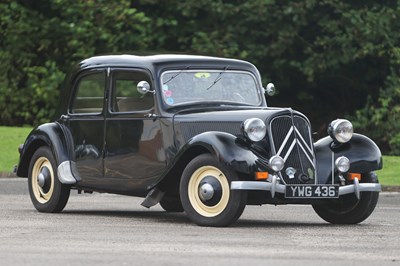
[199,183,214,201]
[37,173,45,187]
[198,176,223,207]
[37,167,51,190]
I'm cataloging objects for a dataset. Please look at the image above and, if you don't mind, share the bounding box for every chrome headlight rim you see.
[242,118,267,142]
[328,119,353,143]
[335,156,350,173]
[269,155,285,172]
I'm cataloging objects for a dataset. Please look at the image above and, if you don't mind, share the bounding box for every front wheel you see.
[159,196,184,212]
[312,172,379,224]
[180,154,247,227]
[28,147,70,213]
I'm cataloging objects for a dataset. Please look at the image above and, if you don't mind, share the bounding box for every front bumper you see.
[231,175,381,200]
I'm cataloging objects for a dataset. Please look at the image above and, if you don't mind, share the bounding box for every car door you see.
[104,69,166,195]
[65,69,106,185]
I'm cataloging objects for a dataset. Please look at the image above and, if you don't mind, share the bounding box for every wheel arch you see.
[17,138,48,177]
[155,131,259,193]
[157,145,210,195]
[17,123,78,184]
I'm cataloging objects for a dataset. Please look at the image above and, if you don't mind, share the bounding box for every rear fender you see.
[17,122,79,184]
[315,133,382,184]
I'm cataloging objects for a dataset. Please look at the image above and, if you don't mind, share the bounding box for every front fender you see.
[152,131,265,190]
[17,122,78,184]
[315,133,382,184]
[183,131,263,174]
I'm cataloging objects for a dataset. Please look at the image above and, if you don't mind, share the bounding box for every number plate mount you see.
[285,185,339,198]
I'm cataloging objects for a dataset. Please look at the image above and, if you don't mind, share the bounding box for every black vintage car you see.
[17,54,382,226]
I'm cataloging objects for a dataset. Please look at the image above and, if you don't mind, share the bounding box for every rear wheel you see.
[312,172,379,224]
[180,154,247,227]
[28,147,70,213]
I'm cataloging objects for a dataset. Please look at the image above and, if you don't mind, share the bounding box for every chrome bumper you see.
[231,175,381,200]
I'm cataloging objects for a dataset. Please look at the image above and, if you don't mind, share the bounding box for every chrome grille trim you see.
[283,139,296,162]
[294,127,313,155]
[276,126,293,156]
[269,115,317,184]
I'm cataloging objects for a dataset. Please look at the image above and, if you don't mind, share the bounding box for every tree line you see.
[0,0,399,154]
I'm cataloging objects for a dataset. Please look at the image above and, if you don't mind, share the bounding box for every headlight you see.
[335,156,350,173]
[328,119,353,143]
[269,155,285,172]
[242,118,266,142]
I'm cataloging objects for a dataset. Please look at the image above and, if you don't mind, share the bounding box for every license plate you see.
[285,185,339,198]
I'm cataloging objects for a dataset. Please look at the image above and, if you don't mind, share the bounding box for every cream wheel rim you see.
[31,157,54,204]
[188,165,230,217]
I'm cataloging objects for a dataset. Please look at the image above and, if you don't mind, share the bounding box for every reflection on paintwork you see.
[75,143,100,159]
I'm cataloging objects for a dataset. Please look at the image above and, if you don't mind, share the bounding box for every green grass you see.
[0,126,399,185]
[377,156,399,186]
[0,126,32,174]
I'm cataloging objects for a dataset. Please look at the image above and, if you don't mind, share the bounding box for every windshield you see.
[160,70,262,107]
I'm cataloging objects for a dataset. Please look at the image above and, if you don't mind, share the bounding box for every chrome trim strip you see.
[296,139,316,168]
[57,161,79,185]
[295,115,318,181]
[294,127,313,154]
[231,181,286,194]
[276,126,293,156]
[283,139,296,162]
[231,178,286,197]
[331,152,335,185]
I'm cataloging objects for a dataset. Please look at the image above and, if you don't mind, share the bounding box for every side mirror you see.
[265,83,276,96]
[137,81,153,94]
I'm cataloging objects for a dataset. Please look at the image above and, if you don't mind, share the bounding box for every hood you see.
[173,107,306,143]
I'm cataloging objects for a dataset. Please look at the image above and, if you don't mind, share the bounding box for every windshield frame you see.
[159,69,263,109]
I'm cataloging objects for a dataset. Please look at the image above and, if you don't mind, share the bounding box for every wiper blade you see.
[206,66,229,90]
[163,66,191,84]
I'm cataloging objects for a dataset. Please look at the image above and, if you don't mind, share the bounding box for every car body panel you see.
[315,134,383,184]
[17,122,73,177]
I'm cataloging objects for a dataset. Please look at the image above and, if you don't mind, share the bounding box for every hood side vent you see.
[178,121,242,142]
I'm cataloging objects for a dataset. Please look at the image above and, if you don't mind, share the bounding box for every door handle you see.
[145,113,158,118]
[60,114,70,121]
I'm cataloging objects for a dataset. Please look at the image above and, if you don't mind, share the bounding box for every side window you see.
[111,71,154,112]
[71,72,105,114]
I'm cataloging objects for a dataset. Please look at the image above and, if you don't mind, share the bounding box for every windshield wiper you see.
[163,66,191,84]
[206,66,229,90]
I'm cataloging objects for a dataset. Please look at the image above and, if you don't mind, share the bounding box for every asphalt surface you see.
[0,178,399,266]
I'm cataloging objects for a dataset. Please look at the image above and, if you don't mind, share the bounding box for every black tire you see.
[312,172,379,224]
[28,146,70,213]
[179,154,247,227]
[159,196,184,212]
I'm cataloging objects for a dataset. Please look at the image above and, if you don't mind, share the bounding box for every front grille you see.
[270,115,316,184]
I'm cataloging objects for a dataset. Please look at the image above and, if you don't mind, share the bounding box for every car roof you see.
[77,54,257,73]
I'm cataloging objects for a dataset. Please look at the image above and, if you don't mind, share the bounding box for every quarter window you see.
[71,72,105,114]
